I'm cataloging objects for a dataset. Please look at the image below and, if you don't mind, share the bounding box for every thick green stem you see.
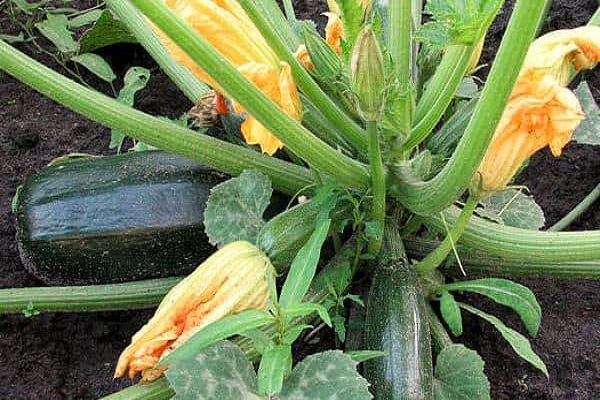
[427,305,453,353]
[0,41,312,195]
[101,378,174,400]
[394,0,550,213]
[236,0,369,154]
[414,196,478,274]
[367,121,386,255]
[388,0,414,134]
[426,206,600,262]
[404,45,473,150]
[405,238,600,279]
[548,182,600,232]
[0,278,181,314]
[106,0,208,103]
[129,0,369,189]
[253,0,300,50]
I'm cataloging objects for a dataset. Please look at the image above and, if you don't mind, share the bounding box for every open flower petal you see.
[475,27,597,193]
[324,12,345,55]
[155,0,302,154]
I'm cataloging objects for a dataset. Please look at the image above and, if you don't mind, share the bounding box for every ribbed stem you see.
[106,0,208,102]
[130,0,369,189]
[414,196,478,273]
[237,0,369,154]
[0,278,181,314]
[367,120,386,255]
[404,45,473,150]
[548,183,600,232]
[0,41,313,196]
[101,378,174,400]
[425,206,600,263]
[405,238,600,279]
[394,0,550,213]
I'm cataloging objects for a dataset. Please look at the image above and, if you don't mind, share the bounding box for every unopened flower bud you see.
[351,27,385,121]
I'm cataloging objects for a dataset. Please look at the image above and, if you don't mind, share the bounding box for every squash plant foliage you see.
[1,0,600,399]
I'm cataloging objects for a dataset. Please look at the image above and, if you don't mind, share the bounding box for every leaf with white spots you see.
[204,170,272,247]
[279,350,372,399]
[478,189,545,230]
[165,340,263,400]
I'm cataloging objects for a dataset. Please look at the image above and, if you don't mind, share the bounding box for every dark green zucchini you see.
[364,229,434,399]
[15,151,226,285]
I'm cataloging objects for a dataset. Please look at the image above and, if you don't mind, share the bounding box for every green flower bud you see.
[351,27,385,121]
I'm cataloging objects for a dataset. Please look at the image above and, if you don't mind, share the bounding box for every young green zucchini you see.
[15,151,226,285]
[364,229,434,399]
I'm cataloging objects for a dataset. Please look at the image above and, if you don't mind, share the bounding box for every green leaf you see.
[332,314,347,342]
[10,0,50,15]
[444,278,541,336]
[283,324,313,345]
[165,341,262,400]
[285,302,332,326]
[573,81,600,145]
[434,344,490,400]
[69,9,103,28]
[79,10,137,53]
[110,66,150,151]
[204,170,272,247]
[335,0,365,50]
[455,77,479,99]
[35,14,78,53]
[0,32,25,44]
[71,53,116,82]
[417,0,503,48]
[478,189,545,230]
[458,303,548,376]
[345,350,385,363]
[160,310,273,364]
[279,217,332,308]
[238,329,274,355]
[257,344,292,396]
[279,351,372,399]
[439,291,463,336]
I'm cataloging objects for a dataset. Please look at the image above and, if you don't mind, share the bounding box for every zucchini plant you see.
[1,0,600,399]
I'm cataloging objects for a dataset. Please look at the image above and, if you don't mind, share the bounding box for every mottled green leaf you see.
[443,279,541,336]
[573,81,600,145]
[165,341,262,400]
[71,53,116,82]
[279,351,372,399]
[459,303,548,376]
[204,170,272,247]
[439,291,463,336]
[478,189,545,230]
[257,344,292,396]
[434,344,490,400]
[35,14,78,53]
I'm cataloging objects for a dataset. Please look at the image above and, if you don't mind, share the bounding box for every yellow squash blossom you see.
[156,0,302,155]
[325,12,345,55]
[476,26,600,193]
[114,241,272,380]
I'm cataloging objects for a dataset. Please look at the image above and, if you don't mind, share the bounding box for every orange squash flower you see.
[114,241,272,380]
[156,0,302,155]
[325,12,345,55]
[476,26,600,193]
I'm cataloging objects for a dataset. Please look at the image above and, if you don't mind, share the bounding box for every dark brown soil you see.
[0,1,598,399]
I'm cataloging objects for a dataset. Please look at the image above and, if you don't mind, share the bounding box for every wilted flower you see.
[475,26,600,193]
[114,241,272,380]
[156,0,302,155]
